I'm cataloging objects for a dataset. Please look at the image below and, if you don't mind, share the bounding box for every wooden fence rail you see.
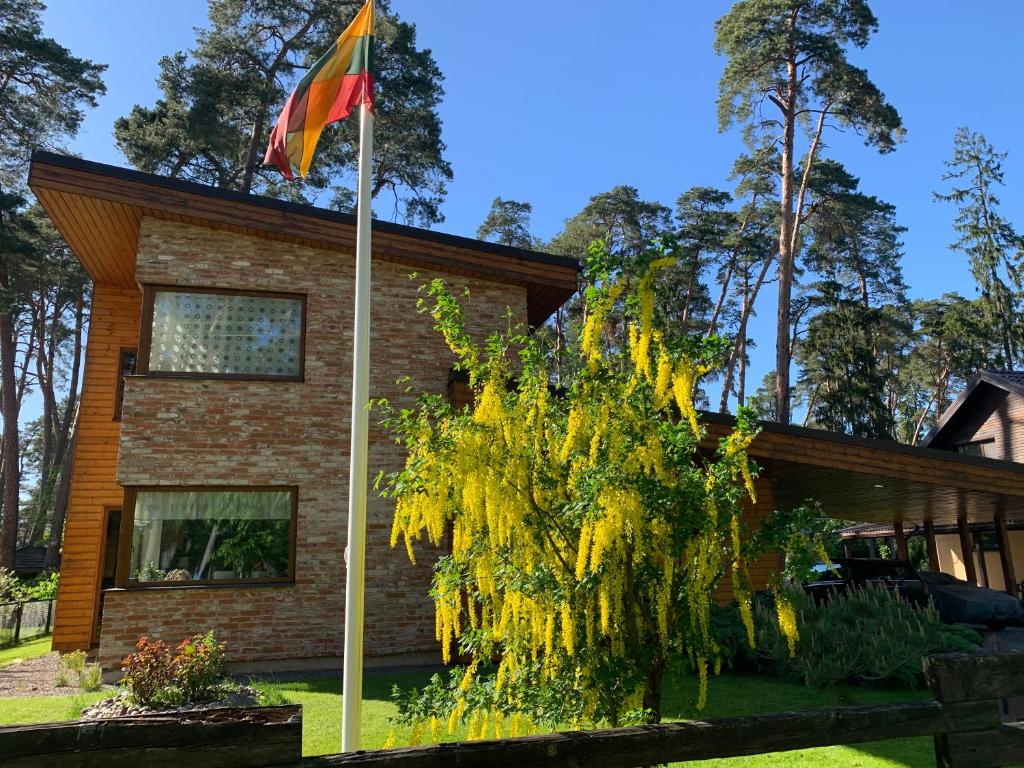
[270,651,1024,768]
[1,652,1021,767]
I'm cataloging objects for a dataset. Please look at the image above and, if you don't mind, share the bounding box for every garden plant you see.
[380,241,816,742]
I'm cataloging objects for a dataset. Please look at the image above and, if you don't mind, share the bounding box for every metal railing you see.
[0,599,54,646]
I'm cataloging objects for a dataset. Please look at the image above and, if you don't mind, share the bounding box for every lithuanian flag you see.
[264,1,375,179]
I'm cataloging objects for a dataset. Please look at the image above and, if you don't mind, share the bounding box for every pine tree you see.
[934,127,1024,367]
[115,0,451,225]
[715,0,903,423]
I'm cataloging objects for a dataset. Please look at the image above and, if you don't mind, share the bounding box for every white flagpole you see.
[342,97,374,753]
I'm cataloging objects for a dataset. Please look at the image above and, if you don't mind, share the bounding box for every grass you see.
[0,666,944,767]
[0,636,53,668]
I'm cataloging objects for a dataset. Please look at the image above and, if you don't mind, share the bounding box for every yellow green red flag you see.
[264,1,375,179]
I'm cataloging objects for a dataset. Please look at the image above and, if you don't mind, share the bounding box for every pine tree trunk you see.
[45,415,76,570]
[0,291,21,570]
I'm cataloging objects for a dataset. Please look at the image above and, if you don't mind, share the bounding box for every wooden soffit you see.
[27,152,580,327]
[702,413,1024,526]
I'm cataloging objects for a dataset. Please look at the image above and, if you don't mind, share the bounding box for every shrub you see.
[0,568,25,602]
[172,631,226,701]
[120,636,174,706]
[56,650,103,691]
[24,571,59,601]
[119,632,230,706]
[755,586,983,689]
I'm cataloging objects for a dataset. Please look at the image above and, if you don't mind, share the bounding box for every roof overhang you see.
[27,152,580,327]
[702,412,1024,527]
[922,370,1024,447]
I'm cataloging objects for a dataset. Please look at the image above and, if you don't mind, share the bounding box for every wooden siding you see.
[52,284,141,651]
[928,383,1024,463]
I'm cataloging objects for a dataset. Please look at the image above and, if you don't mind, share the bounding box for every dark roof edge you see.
[700,408,1024,476]
[29,150,582,273]
[920,370,1024,448]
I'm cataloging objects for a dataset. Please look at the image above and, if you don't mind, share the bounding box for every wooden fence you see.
[0,705,302,768]
[0,653,1020,767]
[272,651,1024,768]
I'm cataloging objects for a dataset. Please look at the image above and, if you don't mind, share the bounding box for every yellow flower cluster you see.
[388,261,769,740]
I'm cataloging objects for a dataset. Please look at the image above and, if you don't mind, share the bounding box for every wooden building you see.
[29,152,1024,671]
[838,370,1024,595]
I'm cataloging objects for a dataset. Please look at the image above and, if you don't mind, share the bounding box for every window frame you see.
[954,438,995,458]
[113,347,138,421]
[138,284,307,382]
[116,485,299,589]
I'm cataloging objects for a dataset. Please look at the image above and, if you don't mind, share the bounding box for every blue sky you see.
[37,0,1024,404]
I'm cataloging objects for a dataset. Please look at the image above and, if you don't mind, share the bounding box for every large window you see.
[141,287,305,380]
[125,488,296,586]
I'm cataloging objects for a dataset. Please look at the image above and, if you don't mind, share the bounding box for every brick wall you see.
[98,217,526,668]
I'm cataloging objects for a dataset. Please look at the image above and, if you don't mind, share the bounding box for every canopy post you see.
[994,510,1018,596]
[893,521,908,561]
[957,515,978,585]
[923,520,940,571]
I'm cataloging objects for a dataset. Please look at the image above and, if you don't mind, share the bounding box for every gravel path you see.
[0,652,89,698]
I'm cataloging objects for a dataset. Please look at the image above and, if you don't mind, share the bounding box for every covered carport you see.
[702,413,1024,597]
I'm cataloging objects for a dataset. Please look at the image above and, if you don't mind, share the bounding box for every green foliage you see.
[56,649,102,691]
[114,0,450,225]
[0,0,106,185]
[476,198,539,249]
[171,631,227,702]
[934,127,1024,367]
[714,0,903,153]
[378,243,809,741]
[119,631,230,706]
[754,588,983,689]
[0,568,23,602]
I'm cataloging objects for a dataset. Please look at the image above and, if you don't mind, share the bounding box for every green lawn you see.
[0,666,938,766]
[0,636,52,668]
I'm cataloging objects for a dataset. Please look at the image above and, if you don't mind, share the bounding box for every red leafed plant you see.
[120,636,173,706]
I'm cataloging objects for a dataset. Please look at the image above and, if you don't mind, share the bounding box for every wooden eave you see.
[27,152,580,327]
[921,371,1024,448]
[701,412,1024,526]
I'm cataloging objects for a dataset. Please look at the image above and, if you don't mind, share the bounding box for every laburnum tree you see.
[115,0,451,225]
[379,243,803,741]
[714,0,904,424]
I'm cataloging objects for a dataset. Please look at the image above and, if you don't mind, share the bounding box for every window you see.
[141,287,305,380]
[125,488,296,586]
[955,439,993,457]
[114,348,137,420]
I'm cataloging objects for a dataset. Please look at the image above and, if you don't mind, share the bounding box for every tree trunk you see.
[642,655,667,724]
[720,256,774,412]
[44,413,76,570]
[0,290,21,570]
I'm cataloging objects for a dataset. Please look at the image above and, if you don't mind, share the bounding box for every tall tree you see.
[934,127,1024,367]
[477,197,538,249]
[115,0,451,226]
[0,0,105,568]
[548,186,672,376]
[894,295,990,444]
[715,0,903,423]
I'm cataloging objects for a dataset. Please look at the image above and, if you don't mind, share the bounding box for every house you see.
[28,152,579,671]
[840,370,1024,593]
[30,152,1024,673]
